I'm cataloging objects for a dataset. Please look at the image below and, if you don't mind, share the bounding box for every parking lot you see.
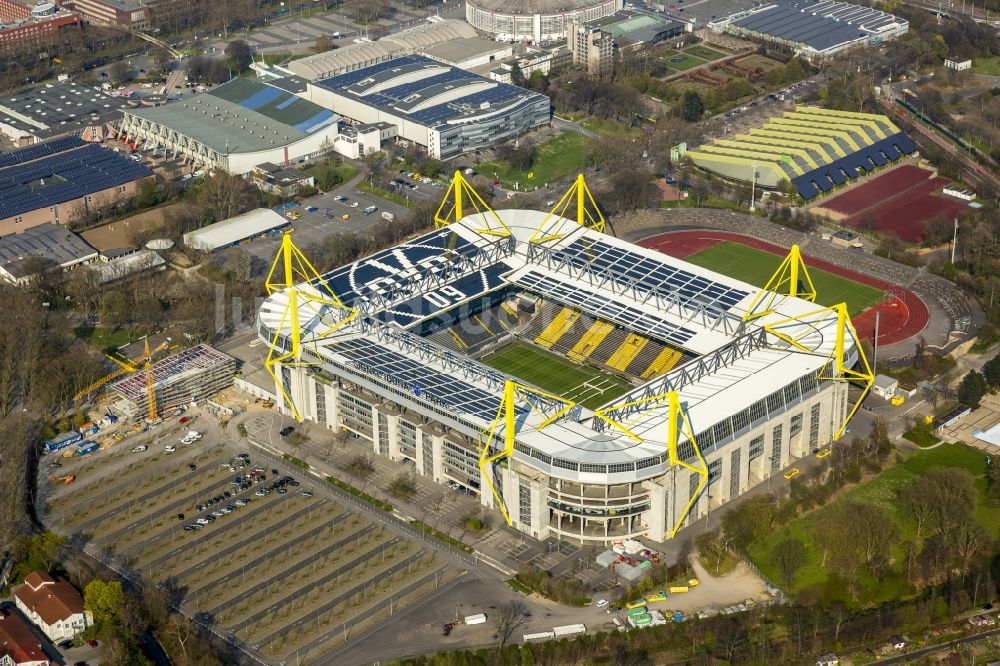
[40,414,463,665]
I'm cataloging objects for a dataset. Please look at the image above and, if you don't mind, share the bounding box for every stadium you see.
[257,175,871,544]
[465,0,623,43]
[686,106,918,200]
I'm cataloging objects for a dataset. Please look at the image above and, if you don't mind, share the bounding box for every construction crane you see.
[73,339,169,407]
[143,338,157,421]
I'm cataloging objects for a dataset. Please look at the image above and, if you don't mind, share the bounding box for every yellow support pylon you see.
[743,244,817,320]
[530,174,606,244]
[264,232,358,420]
[143,338,157,421]
[763,302,873,439]
[479,381,576,526]
[434,170,511,237]
[593,391,708,538]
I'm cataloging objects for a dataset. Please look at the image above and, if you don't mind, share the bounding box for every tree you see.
[771,538,807,588]
[510,61,526,87]
[957,370,987,408]
[696,529,730,573]
[680,90,704,122]
[983,353,1000,387]
[225,39,253,72]
[722,494,778,550]
[314,34,333,53]
[84,579,125,628]
[495,600,528,651]
[109,60,129,84]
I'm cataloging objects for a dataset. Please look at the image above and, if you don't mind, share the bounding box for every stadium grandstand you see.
[305,55,550,159]
[257,175,871,545]
[687,106,918,200]
[710,0,908,60]
[117,77,341,174]
[0,136,152,236]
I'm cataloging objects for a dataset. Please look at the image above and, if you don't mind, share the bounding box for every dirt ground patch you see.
[644,556,772,615]
[81,203,197,251]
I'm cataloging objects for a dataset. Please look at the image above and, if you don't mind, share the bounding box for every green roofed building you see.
[686,107,918,200]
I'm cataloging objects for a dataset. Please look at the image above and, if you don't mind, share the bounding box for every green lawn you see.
[660,51,708,72]
[972,56,1000,75]
[74,325,142,353]
[478,131,589,189]
[748,444,1000,606]
[685,45,726,61]
[684,241,884,317]
[481,340,631,409]
[579,117,642,139]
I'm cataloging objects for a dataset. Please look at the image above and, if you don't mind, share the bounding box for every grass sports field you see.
[481,340,631,409]
[684,241,884,317]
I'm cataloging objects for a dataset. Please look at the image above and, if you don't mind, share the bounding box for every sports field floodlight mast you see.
[479,380,577,526]
[744,244,817,320]
[264,232,357,420]
[530,173,606,243]
[435,170,511,237]
[593,391,708,538]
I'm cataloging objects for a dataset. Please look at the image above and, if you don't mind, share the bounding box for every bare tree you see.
[495,600,528,651]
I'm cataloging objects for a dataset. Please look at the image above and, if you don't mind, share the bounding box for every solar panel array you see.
[0,142,152,221]
[333,336,517,421]
[791,132,917,199]
[732,0,904,52]
[515,270,696,346]
[0,136,84,168]
[316,55,426,89]
[546,238,749,316]
[372,263,511,326]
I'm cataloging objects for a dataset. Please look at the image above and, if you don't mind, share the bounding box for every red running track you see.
[637,230,928,347]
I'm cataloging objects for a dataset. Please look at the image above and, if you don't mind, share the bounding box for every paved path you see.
[872,626,1000,664]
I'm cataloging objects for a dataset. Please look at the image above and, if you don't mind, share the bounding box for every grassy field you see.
[748,444,1000,605]
[736,53,785,72]
[972,55,1000,75]
[481,340,631,409]
[660,51,708,72]
[579,117,642,139]
[478,131,588,188]
[685,45,726,61]
[75,325,143,353]
[684,241,884,317]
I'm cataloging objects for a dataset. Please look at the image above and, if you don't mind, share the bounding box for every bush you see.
[325,475,394,512]
[410,520,474,553]
[281,453,309,470]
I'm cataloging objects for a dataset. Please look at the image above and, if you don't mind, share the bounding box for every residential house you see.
[13,572,92,641]
[0,608,51,666]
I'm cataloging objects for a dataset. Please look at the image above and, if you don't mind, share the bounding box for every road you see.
[872,625,1000,664]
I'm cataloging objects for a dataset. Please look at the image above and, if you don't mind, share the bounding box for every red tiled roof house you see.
[0,608,50,666]
[12,572,92,642]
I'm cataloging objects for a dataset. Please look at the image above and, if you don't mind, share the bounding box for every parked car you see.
[280,426,295,437]
[132,445,147,452]
[164,445,177,453]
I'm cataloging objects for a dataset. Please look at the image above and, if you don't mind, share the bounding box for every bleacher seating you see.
[606,333,648,371]
[638,347,684,379]
[534,307,580,349]
[567,321,614,361]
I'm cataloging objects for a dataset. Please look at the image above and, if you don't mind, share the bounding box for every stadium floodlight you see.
[264,232,357,420]
[763,302,873,439]
[434,170,511,237]
[478,380,577,526]
[529,173,606,243]
[593,391,707,537]
[743,244,817,320]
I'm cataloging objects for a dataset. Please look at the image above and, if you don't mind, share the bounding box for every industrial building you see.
[465,0,623,42]
[89,247,165,285]
[0,81,131,146]
[112,344,235,420]
[305,55,551,159]
[585,8,688,49]
[710,0,908,60]
[286,20,509,81]
[0,0,79,47]
[0,222,97,285]
[259,194,868,544]
[0,136,153,235]
[117,77,341,175]
[183,208,290,252]
[686,107,918,199]
[59,0,148,29]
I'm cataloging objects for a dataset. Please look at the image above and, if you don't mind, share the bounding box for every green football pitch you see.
[684,241,885,317]
[480,340,632,409]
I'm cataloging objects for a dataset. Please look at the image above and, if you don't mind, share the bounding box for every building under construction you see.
[112,344,235,421]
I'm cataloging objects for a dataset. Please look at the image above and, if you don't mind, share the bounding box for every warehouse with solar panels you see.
[305,55,550,159]
[117,78,342,175]
[0,136,153,236]
[259,198,867,544]
[710,0,908,60]
[686,107,918,200]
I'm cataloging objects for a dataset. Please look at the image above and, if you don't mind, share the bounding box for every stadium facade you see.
[466,0,623,43]
[257,181,869,545]
[305,55,551,160]
[687,107,918,199]
[710,0,908,61]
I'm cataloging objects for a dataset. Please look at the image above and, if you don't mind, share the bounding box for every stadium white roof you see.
[259,210,855,479]
[184,208,289,251]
